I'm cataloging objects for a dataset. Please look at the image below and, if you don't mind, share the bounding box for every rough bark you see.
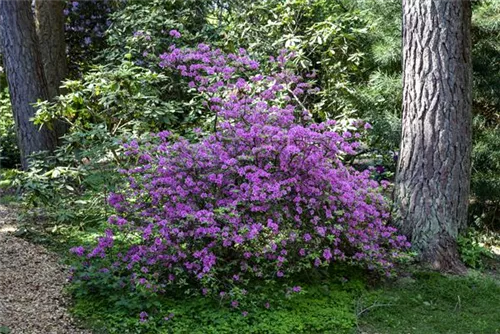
[34,0,67,98]
[394,0,472,274]
[0,0,58,170]
[35,0,69,142]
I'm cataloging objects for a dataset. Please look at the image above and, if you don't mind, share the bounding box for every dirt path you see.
[0,204,91,334]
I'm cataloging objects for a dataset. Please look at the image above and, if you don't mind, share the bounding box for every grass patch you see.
[358,271,500,334]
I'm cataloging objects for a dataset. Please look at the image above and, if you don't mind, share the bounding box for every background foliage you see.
[0,85,19,169]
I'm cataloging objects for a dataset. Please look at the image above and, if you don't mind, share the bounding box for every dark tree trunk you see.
[34,0,67,98]
[394,0,472,274]
[0,0,58,170]
[35,0,69,142]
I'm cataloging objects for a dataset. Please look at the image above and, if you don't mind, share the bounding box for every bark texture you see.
[35,0,69,142]
[394,0,472,274]
[34,0,67,98]
[0,0,58,170]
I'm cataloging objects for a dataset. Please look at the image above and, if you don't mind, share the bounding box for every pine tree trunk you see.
[0,0,58,170]
[34,0,67,98]
[394,0,472,274]
[35,0,69,142]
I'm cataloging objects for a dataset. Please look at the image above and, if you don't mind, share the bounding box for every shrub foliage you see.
[70,44,409,305]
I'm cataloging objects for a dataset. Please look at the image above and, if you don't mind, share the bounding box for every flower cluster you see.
[72,43,409,301]
[64,0,113,71]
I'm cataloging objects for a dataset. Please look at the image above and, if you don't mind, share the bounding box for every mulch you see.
[0,204,91,334]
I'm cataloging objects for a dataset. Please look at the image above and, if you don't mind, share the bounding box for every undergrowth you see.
[3,166,500,334]
[10,215,499,334]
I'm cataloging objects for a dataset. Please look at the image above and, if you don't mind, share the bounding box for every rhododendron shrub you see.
[64,0,113,72]
[71,43,409,299]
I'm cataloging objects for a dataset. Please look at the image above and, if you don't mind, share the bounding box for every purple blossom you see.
[375,165,385,174]
[323,248,333,261]
[169,30,181,39]
[70,43,409,300]
[139,311,148,323]
[70,246,85,257]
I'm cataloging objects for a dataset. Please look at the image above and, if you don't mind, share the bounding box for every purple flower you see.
[169,30,181,39]
[292,286,301,293]
[139,311,148,322]
[70,246,85,257]
[323,248,333,261]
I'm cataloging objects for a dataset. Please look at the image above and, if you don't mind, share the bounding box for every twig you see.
[287,88,308,114]
[356,302,393,317]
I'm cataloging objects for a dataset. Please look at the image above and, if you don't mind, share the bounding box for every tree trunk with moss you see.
[394,0,472,274]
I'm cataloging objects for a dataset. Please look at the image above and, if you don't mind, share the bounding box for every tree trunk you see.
[394,0,472,274]
[35,0,69,142]
[0,0,58,170]
[34,0,67,98]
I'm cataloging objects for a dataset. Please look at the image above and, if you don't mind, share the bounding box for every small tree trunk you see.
[394,0,472,274]
[0,0,58,170]
[35,0,69,142]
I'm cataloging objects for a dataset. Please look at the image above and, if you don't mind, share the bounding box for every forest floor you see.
[0,203,90,334]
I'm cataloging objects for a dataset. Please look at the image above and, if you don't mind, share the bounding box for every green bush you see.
[470,122,500,229]
[457,229,494,269]
[0,86,20,169]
